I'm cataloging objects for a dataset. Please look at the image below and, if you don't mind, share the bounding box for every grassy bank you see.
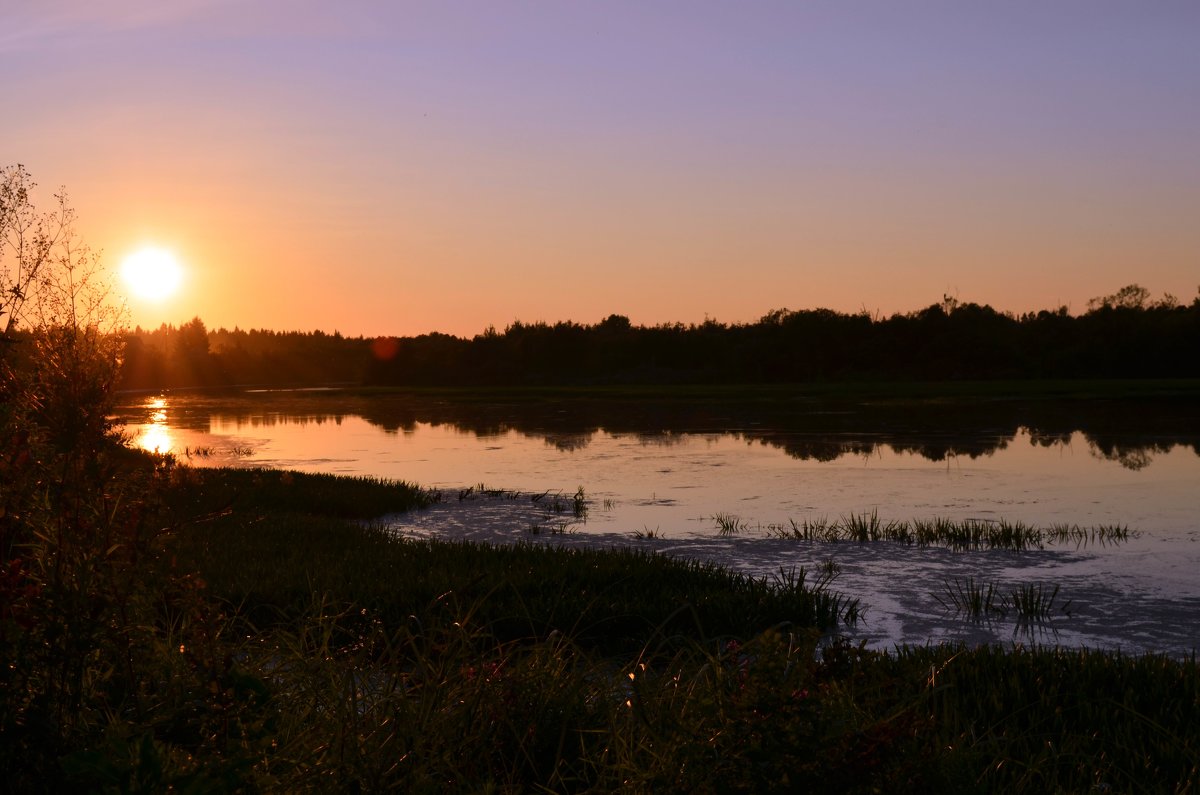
[8,462,1198,792]
[155,469,1200,791]
[166,469,860,652]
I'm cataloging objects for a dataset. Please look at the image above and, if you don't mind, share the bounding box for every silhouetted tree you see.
[113,285,1200,389]
[1087,284,1151,311]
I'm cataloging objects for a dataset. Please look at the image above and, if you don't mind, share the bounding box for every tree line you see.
[114,285,1200,390]
[119,319,372,389]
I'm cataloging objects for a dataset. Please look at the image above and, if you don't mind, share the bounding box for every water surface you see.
[115,389,1200,655]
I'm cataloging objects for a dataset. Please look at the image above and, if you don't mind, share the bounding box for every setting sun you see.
[121,246,184,302]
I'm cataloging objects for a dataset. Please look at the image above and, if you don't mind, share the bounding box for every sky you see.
[3,1,1198,337]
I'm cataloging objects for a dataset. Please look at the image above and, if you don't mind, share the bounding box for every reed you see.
[1044,522,1130,545]
[460,482,521,500]
[525,520,572,535]
[713,512,750,536]
[934,579,1072,625]
[762,512,1132,551]
[572,485,588,519]
[1010,582,1070,621]
[934,577,1008,620]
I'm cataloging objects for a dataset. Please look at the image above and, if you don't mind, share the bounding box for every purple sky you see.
[4,1,1198,335]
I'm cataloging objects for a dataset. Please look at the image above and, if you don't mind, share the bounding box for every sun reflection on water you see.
[135,396,175,454]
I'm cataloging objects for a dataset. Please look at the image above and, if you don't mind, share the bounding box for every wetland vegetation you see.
[9,363,1197,791]
[9,321,1199,791]
[752,511,1131,551]
[5,445,1198,792]
[4,174,1198,791]
[7,362,1200,792]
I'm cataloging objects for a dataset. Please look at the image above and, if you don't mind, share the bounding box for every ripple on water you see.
[384,492,1200,657]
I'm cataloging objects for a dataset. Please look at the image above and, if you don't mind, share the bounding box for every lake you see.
[114,388,1200,655]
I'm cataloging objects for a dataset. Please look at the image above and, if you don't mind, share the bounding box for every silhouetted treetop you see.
[117,287,1200,390]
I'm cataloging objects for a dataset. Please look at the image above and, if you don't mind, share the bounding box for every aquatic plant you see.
[1010,582,1070,621]
[1045,522,1130,546]
[934,578,1072,625]
[456,483,522,502]
[524,520,571,535]
[713,512,750,536]
[763,513,1133,551]
[934,577,1009,620]
[533,486,590,521]
[840,509,899,541]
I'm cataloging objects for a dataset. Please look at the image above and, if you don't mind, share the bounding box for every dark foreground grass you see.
[166,468,860,652]
[9,463,1198,793]
[162,465,442,519]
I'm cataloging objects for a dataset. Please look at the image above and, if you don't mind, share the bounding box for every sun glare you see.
[121,246,184,301]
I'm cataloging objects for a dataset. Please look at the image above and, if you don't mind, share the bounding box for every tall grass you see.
[713,512,750,536]
[934,577,1009,620]
[163,465,439,519]
[9,459,1196,792]
[904,644,1200,793]
[763,510,1129,551]
[163,468,860,650]
[935,579,1071,623]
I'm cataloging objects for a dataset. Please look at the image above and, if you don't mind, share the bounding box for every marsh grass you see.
[904,644,1200,794]
[461,482,521,501]
[763,510,1130,551]
[237,603,1200,793]
[1045,522,1130,546]
[11,459,1197,793]
[713,512,750,536]
[166,473,860,652]
[935,579,1072,624]
[572,486,588,519]
[1010,583,1070,621]
[935,578,1009,620]
[164,465,439,520]
[522,485,590,525]
[182,445,213,458]
[524,520,572,535]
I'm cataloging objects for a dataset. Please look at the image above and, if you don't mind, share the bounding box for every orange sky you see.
[5,1,1198,337]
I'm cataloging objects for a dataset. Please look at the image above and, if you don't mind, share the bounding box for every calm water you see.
[114,390,1200,655]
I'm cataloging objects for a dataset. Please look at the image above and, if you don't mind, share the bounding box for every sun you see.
[121,246,184,301]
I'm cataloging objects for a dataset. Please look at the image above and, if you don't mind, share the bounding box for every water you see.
[114,389,1200,655]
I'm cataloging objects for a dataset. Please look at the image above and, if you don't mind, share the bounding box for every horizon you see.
[5,1,1198,337]
[124,284,1191,341]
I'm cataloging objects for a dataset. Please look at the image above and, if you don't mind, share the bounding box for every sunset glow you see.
[6,2,1198,335]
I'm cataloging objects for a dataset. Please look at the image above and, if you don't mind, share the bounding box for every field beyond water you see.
[8,459,1195,793]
